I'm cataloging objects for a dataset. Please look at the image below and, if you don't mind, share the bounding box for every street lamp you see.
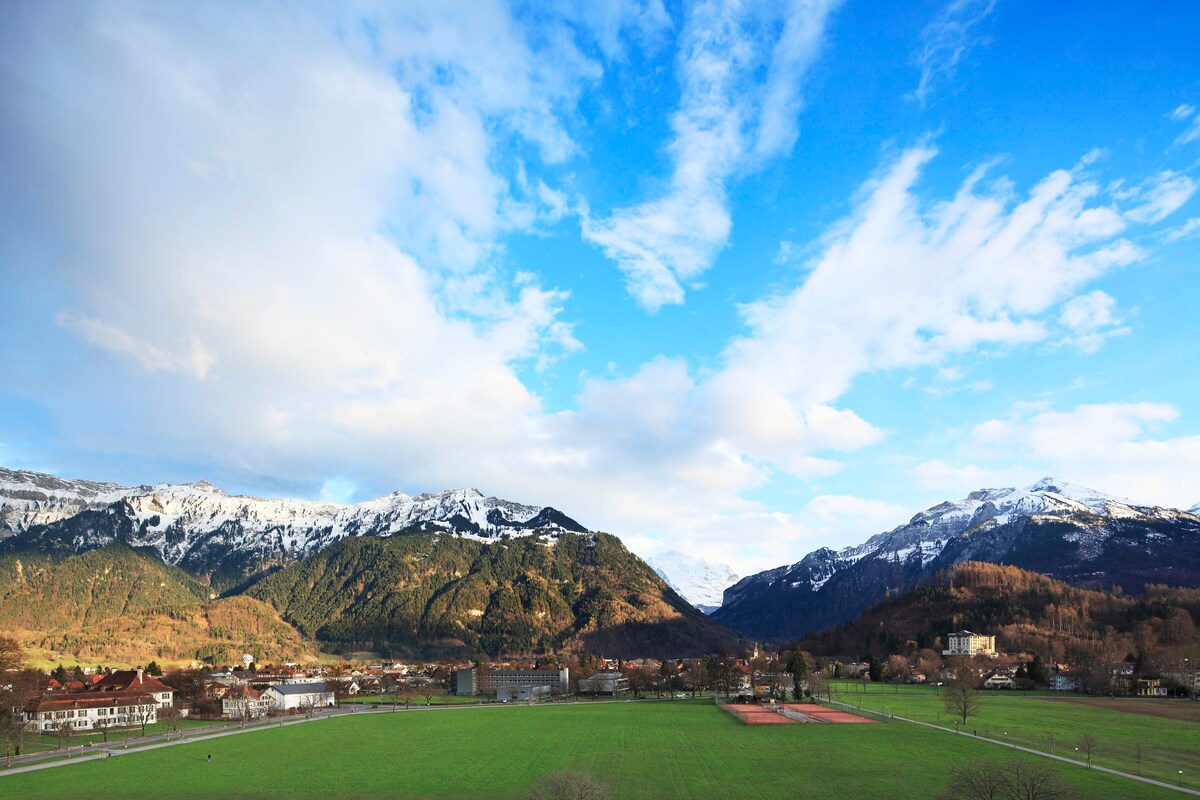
[1179,770,1184,787]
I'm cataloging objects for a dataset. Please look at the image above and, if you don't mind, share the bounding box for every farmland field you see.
[1,700,1186,799]
[827,680,1200,786]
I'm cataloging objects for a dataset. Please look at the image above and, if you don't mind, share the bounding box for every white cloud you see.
[1161,217,1200,243]
[1170,104,1196,121]
[942,401,1200,510]
[57,312,217,379]
[1055,290,1130,353]
[716,145,1142,420]
[0,2,590,491]
[582,0,839,310]
[1121,171,1197,224]
[911,0,998,107]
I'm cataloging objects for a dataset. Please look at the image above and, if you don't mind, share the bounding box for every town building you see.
[263,682,335,712]
[576,672,630,694]
[23,692,158,732]
[91,669,176,708]
[221,685,274,719]
[982,673,1018,689]
[942,631,997,657]
[453,667,569,697]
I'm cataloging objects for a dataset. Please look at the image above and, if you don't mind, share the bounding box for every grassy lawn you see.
[0,701,1186,799]
[342,693,487,706]
[14,717,231,756]
[826,680,1200,786]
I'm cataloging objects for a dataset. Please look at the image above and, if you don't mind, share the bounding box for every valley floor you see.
[0,698,1190,799]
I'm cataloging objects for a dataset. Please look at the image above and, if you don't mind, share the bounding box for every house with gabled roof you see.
[264,682,335,712]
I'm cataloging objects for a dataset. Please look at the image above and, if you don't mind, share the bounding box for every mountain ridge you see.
[0,466,740,661]
[1,467,586,590]
[712,477,1200,640]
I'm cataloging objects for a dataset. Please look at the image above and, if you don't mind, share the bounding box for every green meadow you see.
[828,680,1200,787]
[1,700,1186,799]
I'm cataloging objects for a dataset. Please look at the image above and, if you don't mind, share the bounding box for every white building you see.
[942,631,997,657]
[264,682,335,712]
[23,692,158,732]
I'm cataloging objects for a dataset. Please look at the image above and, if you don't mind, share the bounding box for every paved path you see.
[823,698,1200,796]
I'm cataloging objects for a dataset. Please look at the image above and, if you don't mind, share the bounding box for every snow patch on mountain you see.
[0,467,137,535]
[648,551,739,613]
[726,477,1186,606]
[0,467,586,571]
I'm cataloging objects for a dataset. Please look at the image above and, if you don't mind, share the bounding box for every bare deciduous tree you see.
[944,659,983,725]
[939,759,1076,800]
[1077,732,1097,767]
[528,771,609,800]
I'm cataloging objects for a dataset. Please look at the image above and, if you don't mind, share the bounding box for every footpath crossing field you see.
[827,680,1200,787]
[0,700,1186,799]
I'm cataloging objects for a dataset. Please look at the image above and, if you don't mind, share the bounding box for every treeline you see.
[798,562,1199,664]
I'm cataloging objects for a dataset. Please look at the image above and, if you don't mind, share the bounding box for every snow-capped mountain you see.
[0,467,134,535]
[0,467,586,588]
[647,551,739,613]
[712,477,1200,641]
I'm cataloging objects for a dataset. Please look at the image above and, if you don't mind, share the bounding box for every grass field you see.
[827,680,1200,786]
[1,700,1187,799]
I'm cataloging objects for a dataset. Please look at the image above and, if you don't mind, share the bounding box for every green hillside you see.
[799,561,1200,663]
[247,531,738,658]
[0,545,316,667]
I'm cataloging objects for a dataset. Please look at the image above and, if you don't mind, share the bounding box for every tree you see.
[886,654,911,685]
[137,703,155,737]
[939,759,1076,800]
[944,659,982,725]
[159,700,182,733]
[790,651,810,702]
[527,771,609,800]
[809,668,831,703]
[54,719,73,754]
[1,715,30,767]
[1077,732,1097,768]
[146,660,163,677]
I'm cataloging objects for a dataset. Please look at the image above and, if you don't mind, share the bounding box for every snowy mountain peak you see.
[0,467,588,584]
[647,551,739,613]
[1019,476,1132,514]
[723,477,1189,611]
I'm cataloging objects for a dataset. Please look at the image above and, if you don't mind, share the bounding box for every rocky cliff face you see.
[712,478,1200,641]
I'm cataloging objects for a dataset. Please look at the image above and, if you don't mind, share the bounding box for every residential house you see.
[982,673,1018,690]
[221,685,274,719]
[91,669,175,709]
[1052,673,1080,692]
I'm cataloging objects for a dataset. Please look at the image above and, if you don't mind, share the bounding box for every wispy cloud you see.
[1161,217,1200,243]
[920,401,1200,509]
[582,0,840,311]
[1170,102,1200,147]
[911,0,998,107]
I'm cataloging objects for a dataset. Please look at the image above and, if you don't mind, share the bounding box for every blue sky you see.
[2,0,1199,575]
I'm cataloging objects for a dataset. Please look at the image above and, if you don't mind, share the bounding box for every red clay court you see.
[783,704,879,724]
[720,703,880,725]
